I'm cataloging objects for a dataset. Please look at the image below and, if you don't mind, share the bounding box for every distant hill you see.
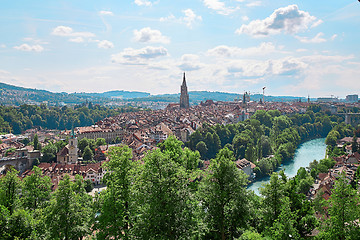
[74,90,150,99]
[0,81,310,106]
[128,91,309,103]
[0,82,150,106]
[0,82,108,106]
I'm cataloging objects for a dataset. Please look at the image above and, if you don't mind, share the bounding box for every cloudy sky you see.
[0,0,359,98]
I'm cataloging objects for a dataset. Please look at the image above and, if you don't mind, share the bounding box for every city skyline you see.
[0,0,359,98]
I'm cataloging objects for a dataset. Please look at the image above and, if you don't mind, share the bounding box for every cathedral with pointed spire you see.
[180,72,189,109]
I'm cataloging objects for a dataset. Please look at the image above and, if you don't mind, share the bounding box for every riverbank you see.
[248,138,326,195]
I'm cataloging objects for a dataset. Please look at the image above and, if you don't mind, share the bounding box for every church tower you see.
[180,72,190,109]
[68,129,78,164]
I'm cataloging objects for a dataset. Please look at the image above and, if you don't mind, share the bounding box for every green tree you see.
[239,229,263,240]
[319,173,360,239]
[6,208,36,240]
[196,141,208,158]
[21,166,52,210]
[325,130,340,148]
[269,197,300,239]
[82,145,94,161]
[252,110,272,127]
[351,135,358,153]
[199,148,249,239]
[84,179,94,193]
[0,168,20,214]
[96,146,134,239]
[260,172,285,227]
[96,137,106,147]
[33,133,41,150]
[233,130,253,159]
[78,137,89,154]
[47,174,93,240]
[0,205,10,239]
[133,149,195,239]
[181,147,201,171]
[41,143,58,163]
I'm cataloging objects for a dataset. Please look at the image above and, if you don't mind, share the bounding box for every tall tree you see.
[96,137,106,147]
[133,149,195,239]
[21,166,51,210]
[46,174,93,240]
[33,133,41,150]
[82,145,94,161]
[41,143,58,163]
[96,146,135,239]
[199,148,249,240]
[260,172,285,228]
[351,135,358,153]
[0,168,20,214]
[319,173,360,239]
[269,197,300,239]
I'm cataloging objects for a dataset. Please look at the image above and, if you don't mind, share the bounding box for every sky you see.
[0,0,359,98]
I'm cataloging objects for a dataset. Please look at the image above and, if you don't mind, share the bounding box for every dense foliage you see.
[1,136,358,239]
[0,104,141,134]
[187,109,348,177]
[1,105,359,239]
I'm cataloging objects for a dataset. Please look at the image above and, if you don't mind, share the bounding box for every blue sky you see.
[0,0,359,98]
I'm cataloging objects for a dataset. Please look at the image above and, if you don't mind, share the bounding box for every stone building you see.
[57,130,78,164]
[180,72,190,109]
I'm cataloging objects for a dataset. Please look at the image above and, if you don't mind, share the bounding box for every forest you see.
[1,135,360,239]
[187,108,353,177]
[0,103,142,134]
[1,105,360,239]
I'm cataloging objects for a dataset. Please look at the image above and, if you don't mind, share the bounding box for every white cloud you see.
[99,10,114,16]
[133,27,170,44]
[160,10,202,29]
[242,16,249,21]
[270,57,308,75]
[178,54,203,71]
[13,44,44,52]
[0,44,6,48]
[246,1,262,7]
[236,5,319,37]
[331,34,338,41]
[69,37,84,43]
[160,14,176,22]
[311,20,323,28]
[98,40,114,49]
[111,46,168,64]
[202,0,239,15]
[296,32,326,43]
[0,69,10,75]
[23,38,48,44]
[52,26,95,38]
[207,42,277,57]
[134,0,152,6]
[182,9,202,28]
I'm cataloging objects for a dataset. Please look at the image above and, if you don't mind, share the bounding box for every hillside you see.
[0,82,149,106]
[129,91,309,103]
[0,81,309,106]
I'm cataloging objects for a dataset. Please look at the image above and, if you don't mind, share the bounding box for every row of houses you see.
[308,152,360,201]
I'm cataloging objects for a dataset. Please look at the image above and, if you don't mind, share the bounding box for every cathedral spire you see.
[180,72,189,109]
[182,72,186,86]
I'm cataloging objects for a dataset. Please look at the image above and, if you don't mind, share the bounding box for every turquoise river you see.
[248,138,327,195]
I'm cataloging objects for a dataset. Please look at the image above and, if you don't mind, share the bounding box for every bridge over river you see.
[0,149,40,174]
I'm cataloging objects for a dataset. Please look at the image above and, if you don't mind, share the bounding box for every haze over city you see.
[0,0,359,97]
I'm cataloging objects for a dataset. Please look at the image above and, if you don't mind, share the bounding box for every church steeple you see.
[182,72,187,87]
[180,72,190,109]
